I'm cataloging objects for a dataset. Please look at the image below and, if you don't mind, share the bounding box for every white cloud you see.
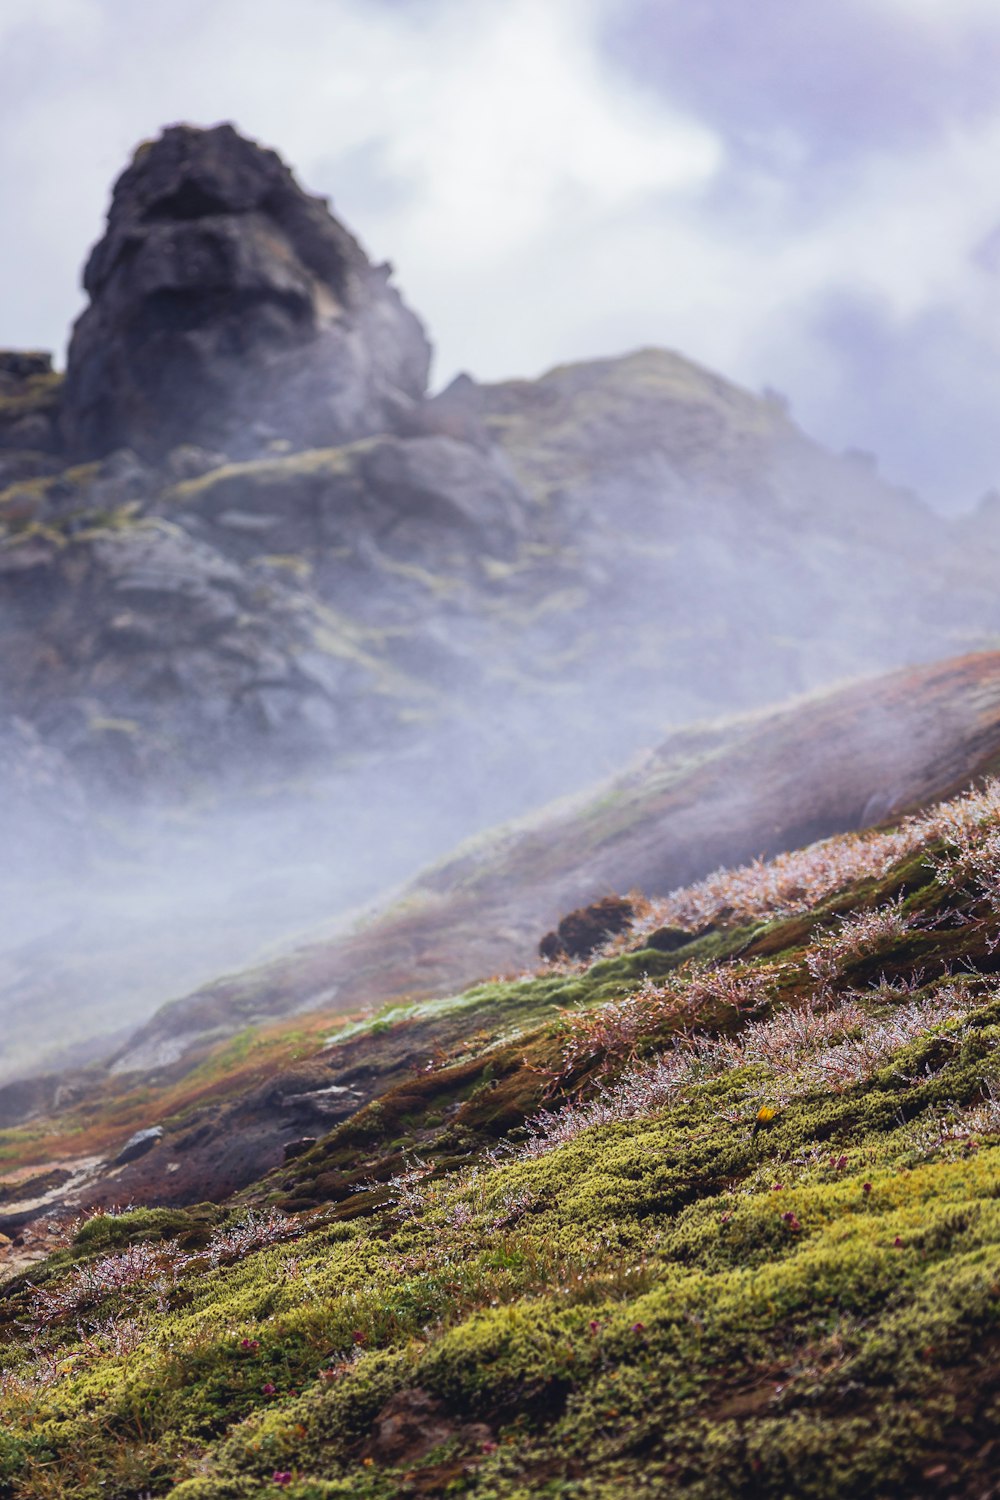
[0,0,98,45]
[0,0,723,366]
[3,0,1000,505]
[871,0,1000,25]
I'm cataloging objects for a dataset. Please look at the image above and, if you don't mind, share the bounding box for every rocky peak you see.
[60,123,431,460]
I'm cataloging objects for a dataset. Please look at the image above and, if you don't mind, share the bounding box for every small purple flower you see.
[262,1382,277,1395]
[273,1474,292,1488]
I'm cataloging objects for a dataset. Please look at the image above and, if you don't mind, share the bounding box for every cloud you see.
[0,0,721,360]
[2,0,1000,508]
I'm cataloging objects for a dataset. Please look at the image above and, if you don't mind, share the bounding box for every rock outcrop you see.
[5,132,1000,817]
[0,349,61,462]
[59,123,431,460]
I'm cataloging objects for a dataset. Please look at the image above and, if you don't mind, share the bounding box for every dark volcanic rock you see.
[0,349,61,455]
[114,1125,164,1165]
[282,1137,317,1162]
[540,894,635,962]
[60,124,431,461]
[644,924,708,953]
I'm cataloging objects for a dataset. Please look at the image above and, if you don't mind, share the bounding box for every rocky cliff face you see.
[4,335,998,811]
[59,124,431,460]
[3,124,999,820]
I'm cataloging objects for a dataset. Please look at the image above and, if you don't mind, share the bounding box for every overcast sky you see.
[4,0,1000,510]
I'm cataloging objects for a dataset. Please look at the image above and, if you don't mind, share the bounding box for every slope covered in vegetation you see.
[4,775,1000,1497]
[83,648,1000,1088]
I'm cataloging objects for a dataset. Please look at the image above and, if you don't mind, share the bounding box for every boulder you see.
[539,895,636,962]
[114,1125,164,1165]
[60,124,431,461]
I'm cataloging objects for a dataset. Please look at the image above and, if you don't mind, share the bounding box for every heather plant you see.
[692,993,869,1073]
[6,781,1000,1498]
[904,1078,1000,1161]
[514,981,979,1160]
[205,1207,292,1266]
[805,896,914,991]
[625,821,930,934]
[550,962,778,1089]
[801,987,973,1092]
[374,1156,436,1219]
[517,1050,695,1158]
[587,778,1000,961]
[27,1240,179,1326]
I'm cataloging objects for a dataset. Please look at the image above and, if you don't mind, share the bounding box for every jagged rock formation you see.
[59,123,431,459]
[5,339,1000,812]
[2,127,1000,818]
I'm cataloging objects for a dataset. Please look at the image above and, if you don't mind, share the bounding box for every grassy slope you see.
[5,783,1000,1495]
[110,649,1000,1076]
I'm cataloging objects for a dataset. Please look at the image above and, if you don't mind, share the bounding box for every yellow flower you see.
[756,1105,778,1125]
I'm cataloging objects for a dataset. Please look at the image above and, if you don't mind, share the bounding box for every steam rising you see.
[5,113,1000,1090]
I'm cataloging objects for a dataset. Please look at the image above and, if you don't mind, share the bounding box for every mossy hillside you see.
[6,792,1000,1495]
[265,844,1000,1217]
[0,920,733,1181]
[3,970,1000,1498]
[0,805,989,1189]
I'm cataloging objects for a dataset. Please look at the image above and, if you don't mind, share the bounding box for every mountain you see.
[5,120,1000,1500]
[7,125,1000,1087]
[2,123,999,816]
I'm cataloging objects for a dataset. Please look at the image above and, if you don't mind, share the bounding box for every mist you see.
[5,400,1000,1087]
[5,8,1000,1089]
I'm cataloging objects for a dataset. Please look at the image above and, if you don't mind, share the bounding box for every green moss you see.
[7,809,1000,1495]
[166,445,365,507]
[72,1203,221,1254]
[0,369,62,420]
